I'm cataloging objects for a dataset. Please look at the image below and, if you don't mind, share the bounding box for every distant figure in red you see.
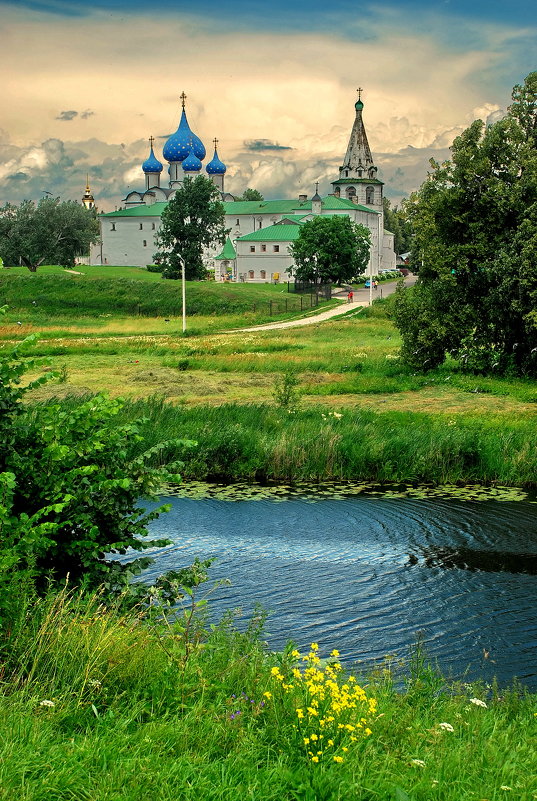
[347,291,354,303]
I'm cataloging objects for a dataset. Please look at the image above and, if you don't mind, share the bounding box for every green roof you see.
[237,224,303,242]
[223,195,379,215]
[215,237,237,260]
[100,202,167,218]
[99,194,379,219]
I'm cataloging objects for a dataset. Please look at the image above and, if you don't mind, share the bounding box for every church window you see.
[261,244,266,252]
[260,270,266,279]
[236,219,240,225]
[152,223,156,230]
[346,187,356,199]
[248,270,254,279]
[139,223,143,230]
[273,245,280,252]
[250,246,256,253]
[111,223,116,231]
[358,170,362,177]
[366,186,374,204]
[143,240,147,247]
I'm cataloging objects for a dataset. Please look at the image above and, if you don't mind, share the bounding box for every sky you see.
[1,0,536,211]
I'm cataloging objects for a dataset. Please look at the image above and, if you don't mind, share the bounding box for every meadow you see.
[1,586,535,801]
[2,268,536,485]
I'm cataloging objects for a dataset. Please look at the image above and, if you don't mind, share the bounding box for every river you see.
[134,484,537,688]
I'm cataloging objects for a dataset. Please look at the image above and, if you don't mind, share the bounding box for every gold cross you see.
[149,135,155,148]
[357,87,363,101]
[180,91,187,109]
[213,137,218,149]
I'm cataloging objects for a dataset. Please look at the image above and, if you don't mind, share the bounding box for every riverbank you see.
[32,395,535,487]
[1,587,535,801]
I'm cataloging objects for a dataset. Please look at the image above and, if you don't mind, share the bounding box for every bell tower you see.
[331,89,383,209]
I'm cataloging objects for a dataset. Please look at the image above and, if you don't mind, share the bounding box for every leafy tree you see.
[289,216,370,285]
[0,307,192,602]
[0,198,99,271]
[154,176,228,280]
[236,188,264,201]
[394,72,537,375]
[383,197,413,255]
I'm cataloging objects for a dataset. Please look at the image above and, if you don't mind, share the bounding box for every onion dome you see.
[163,105,206,163]
[206,139,226,175]
[182,147,202,172]
[142,139,163,173]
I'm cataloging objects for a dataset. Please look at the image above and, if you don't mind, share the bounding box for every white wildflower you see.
[39,699,55,708]
[469,697,488,708]
[410,759,426,767]
[439,722,454,732]
[500,787,512,792]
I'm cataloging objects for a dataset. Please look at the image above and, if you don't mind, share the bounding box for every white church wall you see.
[100,217,159,267]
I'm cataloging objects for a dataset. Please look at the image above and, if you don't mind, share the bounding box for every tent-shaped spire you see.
[339,88,376,179]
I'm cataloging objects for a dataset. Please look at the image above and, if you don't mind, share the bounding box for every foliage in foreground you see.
[395,71,537,376]
[0,311,189,616]
[0,584,535,801]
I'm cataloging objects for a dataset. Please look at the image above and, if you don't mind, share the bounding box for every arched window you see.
[143,240,147,247]
[248,270,254,279]
[366,186,374,204]
[260,270,266,279]
[346,186,356,199]
[111,223,116,231]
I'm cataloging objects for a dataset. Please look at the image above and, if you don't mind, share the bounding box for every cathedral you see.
[94,91,396,281]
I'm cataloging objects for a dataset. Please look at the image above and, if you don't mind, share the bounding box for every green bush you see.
[0,307,194,610]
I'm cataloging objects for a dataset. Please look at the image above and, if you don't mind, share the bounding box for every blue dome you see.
[142,144,163,174]
[163,109,206,163]
[206,147,226,175]
[182,148,202,172]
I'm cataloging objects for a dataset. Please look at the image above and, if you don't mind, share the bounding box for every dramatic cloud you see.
[243,139,293,152]
[0,2,533,208]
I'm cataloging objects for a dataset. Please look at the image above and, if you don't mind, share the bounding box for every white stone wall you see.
[235,239,293,282]
[98,217,160,267]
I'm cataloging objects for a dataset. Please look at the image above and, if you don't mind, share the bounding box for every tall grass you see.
[30,395,537,486]
[1,585,535,801]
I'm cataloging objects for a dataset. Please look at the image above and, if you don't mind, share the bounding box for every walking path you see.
[234,276,416,332]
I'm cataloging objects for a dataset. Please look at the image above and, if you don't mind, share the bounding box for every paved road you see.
[235,275,416,332]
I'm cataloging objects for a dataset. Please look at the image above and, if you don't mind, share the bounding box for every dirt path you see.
[233,276,416,332]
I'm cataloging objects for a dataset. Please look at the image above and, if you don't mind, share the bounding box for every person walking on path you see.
[347,290,354,303]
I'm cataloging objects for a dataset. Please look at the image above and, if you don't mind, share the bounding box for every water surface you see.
[136,486,537,687]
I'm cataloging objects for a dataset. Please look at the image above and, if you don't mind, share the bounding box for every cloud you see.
[243,139,293,152]
[56,110,78,121]
[1,2,533,208]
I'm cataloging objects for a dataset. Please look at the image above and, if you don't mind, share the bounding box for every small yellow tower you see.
[82,175,95,210]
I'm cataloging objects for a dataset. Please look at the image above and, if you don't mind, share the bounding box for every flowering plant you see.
[269,644,377,764]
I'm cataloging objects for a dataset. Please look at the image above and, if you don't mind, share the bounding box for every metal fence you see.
[287,280,332,300]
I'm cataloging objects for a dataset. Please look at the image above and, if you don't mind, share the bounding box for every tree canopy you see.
[154,176,228,280]
[289,216,371,285]
[383,197,412,255]
[236,188,264,201]
[394,72,537,376]
[0,197,99,271]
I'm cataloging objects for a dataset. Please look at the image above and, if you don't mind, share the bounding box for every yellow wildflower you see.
[263,692,272,699]
[333,755,344,763]
[311,756,319,763]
